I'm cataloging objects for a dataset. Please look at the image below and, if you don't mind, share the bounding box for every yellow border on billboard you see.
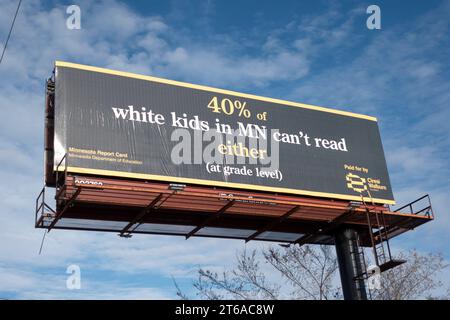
[55,61,378,122]
[60,166,395,205]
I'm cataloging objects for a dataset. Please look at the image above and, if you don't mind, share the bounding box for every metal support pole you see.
[334,228,367,300]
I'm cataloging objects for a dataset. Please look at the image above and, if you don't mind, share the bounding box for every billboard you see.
[53,61,394,204]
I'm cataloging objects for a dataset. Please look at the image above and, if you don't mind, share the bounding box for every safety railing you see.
[394,194,434,218]
[34,186,56,227]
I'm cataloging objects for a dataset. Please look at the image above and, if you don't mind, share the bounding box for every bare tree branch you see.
[192,249,280,300]
[371,250,448,300]
[172,276,189,300]
[176,245,448,300]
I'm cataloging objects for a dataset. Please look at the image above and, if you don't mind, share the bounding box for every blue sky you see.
[0,0,449,299]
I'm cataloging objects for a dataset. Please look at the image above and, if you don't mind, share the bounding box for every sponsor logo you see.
[346,173,368,193]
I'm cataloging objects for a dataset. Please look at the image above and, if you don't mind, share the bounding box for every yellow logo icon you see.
[346,173,368,193]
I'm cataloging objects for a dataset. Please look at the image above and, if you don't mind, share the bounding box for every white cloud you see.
[0,264,172,299]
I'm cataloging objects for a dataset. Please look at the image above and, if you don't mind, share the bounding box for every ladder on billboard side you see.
[367,194,406,270]
[354,234,373,300]
[353,192,408,296]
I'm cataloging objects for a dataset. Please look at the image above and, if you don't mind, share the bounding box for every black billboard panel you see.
[54,61,394,204]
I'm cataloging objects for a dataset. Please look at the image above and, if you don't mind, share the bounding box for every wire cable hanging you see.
[0,0,22,65]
